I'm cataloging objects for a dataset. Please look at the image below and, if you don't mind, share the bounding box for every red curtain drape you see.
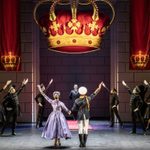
[130,0,150,70]
[0,0,21,71]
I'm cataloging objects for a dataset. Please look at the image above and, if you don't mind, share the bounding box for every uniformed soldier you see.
[69,84,80,119]
[122,81,146,135]
[0,80,12,125]
[69,84,80,103]
[35,84,46,128]
[0,79,28,135]
[110,88,123,127]
[71,82,103,147]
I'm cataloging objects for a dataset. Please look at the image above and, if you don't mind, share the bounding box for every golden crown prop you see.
[130,51,149,69]
[33,0,115,54]
[1,52,20,71]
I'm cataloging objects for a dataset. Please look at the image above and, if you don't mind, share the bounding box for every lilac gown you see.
[41,93,72,140]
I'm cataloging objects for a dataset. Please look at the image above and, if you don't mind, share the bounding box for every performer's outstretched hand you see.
[6,80,12,86]
[144,80,149,86]
[3,80,12,90]
[49,79,53,85]
[46,78,53,90]
[22,78,29,85]
[38,103,43,107]
[68,111,71,115]
[94,82,103,95]
[101,82,110,92]
[101,82,106,88]
[37,85,43,93]
[98,82,103,89]
[122,80,127,87]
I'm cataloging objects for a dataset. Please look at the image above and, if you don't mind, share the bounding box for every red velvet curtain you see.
[0,0,21,71]
[130,0,150,70]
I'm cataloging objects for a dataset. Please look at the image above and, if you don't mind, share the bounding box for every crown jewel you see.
[33,0,115,53]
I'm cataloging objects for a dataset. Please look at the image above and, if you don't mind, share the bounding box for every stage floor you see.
[0,121,150,150]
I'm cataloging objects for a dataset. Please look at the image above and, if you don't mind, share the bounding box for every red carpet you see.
[67,120,92,130]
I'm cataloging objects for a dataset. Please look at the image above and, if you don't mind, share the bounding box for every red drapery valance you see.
[0,0,21,71]
[130,0,150,70]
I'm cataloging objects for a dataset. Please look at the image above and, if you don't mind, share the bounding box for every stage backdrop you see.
[0,0,21,71]
[130,0,150,70]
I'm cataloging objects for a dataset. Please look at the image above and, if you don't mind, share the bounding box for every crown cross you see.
[68,19,81,31]
[89,21,98,31]
[50,21,60,31]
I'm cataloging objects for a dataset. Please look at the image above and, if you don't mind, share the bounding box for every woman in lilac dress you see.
[37,85,72,147]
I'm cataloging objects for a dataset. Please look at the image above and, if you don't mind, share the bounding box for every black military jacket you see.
[127,88,143,110]
[110,93,119,107]
[2,85,25,114]
[35,93,45,105]
[69,90,80,101]
[71,93,96,120]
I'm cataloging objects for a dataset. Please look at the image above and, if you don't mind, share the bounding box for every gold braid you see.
[80,95,90,111]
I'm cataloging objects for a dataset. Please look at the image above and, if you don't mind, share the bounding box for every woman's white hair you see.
[53,91,60,97]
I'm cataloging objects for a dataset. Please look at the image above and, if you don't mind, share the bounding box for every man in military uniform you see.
[69,84,80,103]
[0,78,28,135]
[35,79,53,128]
[143,80,150,130]
[35,84,46,128]
[122,81,146,134]
[69,84,80,119]
[0,80,12,125]
[110,88,123,127]
[71,82,103,147]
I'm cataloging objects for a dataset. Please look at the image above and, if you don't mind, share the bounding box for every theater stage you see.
[0,121,150,150]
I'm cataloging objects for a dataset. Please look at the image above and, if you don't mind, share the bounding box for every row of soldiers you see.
[0,79,150,136]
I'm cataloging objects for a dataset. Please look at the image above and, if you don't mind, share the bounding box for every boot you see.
[36,120,39,128]
[109,123,114,127]
[39,123,44,128]
[79,134,84,147]
[0,129,4,135]
[83,134,88,147]
[0,127,5,135]
[129,130,136,134]
[12,129,16,136]
[119,122,123,128]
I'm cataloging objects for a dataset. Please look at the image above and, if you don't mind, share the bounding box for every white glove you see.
[6,80,12,85]
[68,111,71,115]
[49,79,53,85]
[38,103,43,107]
[134,108,139,112]
[101,82,105,87]
[37,85,43,93]
[3,80,12,90]
[144,80,149,86]
[112,105,117,109]
[22,78,28,85]
[122,80,127,87]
